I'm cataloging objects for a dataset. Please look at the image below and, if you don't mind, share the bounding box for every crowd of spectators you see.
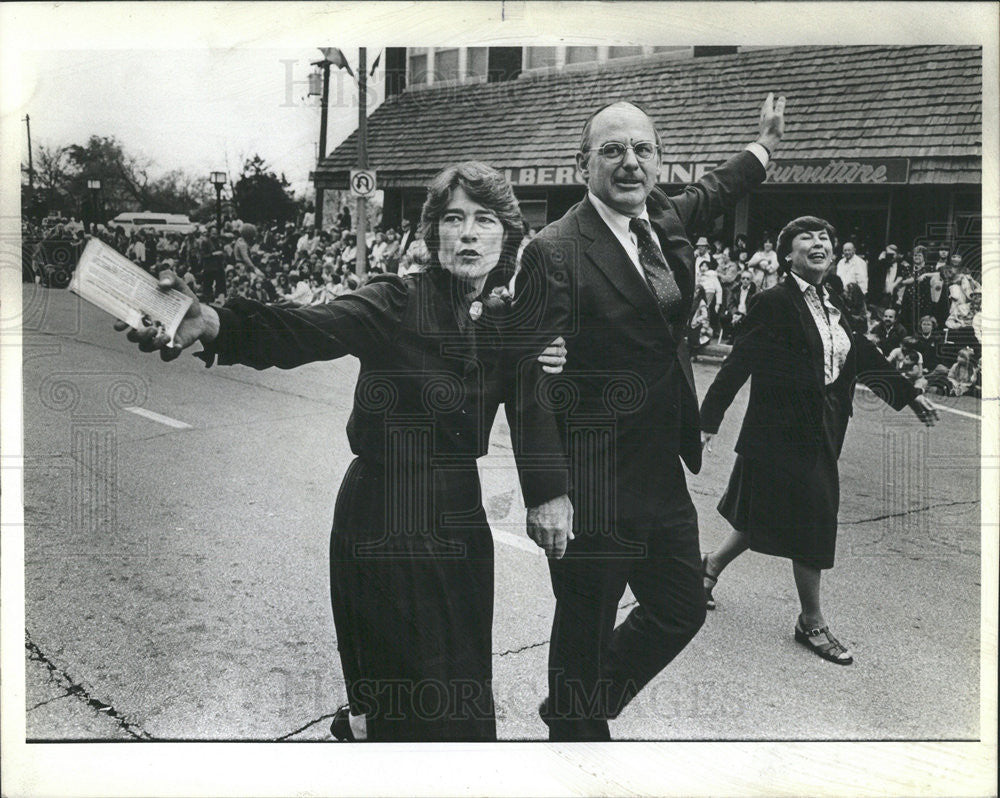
[23,214,983,398]
[22,206,433,306]
[690,231,982,397]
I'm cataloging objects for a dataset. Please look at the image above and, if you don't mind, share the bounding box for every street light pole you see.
[355,46,368,278]
[210,171,227,230]
[24,114,35,191]
[86,178,102,233]
[314,58,332,232]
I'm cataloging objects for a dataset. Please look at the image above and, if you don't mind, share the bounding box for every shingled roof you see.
[314,45,982,188]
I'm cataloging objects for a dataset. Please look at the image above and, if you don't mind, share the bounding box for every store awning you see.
[314,45,981,190]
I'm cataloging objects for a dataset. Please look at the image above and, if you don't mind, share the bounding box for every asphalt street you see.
[20,284,983,742]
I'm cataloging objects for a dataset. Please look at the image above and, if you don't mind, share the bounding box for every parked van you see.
[107,212,195,236]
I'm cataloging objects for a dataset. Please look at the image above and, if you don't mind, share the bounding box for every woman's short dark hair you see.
[776,216,838,273]
[421,161,524,285]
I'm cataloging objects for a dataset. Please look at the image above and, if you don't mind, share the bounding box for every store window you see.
[565,46,599,65]
[435,48,460,83]
[407,48,428,86]
[518,199,548,232]
[466,47,488,81]
[526,46,558,69]
[608,46,643,59]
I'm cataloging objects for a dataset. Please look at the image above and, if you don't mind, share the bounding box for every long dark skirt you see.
[717,389,847,570]
[329,457,496,741]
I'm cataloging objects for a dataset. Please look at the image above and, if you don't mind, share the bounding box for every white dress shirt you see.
[836,255,868,295]
[587,191,663,279]
[587,143,771,279]
[790,271,852,385]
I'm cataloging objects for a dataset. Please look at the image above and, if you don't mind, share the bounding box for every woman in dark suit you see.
[116,162,569,740]
[699,216,938,665]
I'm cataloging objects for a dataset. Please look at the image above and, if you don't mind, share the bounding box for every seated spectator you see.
[273,272,291,299]
[296,227,318,256]
[310,273,339,304]
[126,235,146,266]
[748,238,779,289]
[842,281,870,336]
[370,231,388,269]
[947,347,979,397]
[697,260,723,331]
[870,306,907,356]
[720,269,757,343]
[694,237,713,270]
[731,233,750,266]
[340,233,358,268]
[286,271,314,305]
[253,274,277,303]
[688,286,713,351]
[381,229,401,274]
[913,315,945,371]
[971,289,982,349]
[399,231,429,274]
[946,260,980,331]
[715,248,740,309]
[711,238,730,269]
[886,336,924,385]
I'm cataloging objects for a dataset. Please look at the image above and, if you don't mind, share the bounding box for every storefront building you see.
[314,45,981,263]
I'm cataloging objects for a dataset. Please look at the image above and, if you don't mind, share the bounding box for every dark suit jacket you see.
[700,273,917,475]
[725,282,757,316]
[516,151,765,518]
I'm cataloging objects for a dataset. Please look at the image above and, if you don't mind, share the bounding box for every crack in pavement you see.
[494,639,547,657]
[27,693,72,712]
[493,600,637,657]
[275,711,337,741]
[25,631,153,740]
[839,499,979,526]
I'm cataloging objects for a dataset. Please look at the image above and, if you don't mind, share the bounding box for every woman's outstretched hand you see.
[113,270,219,361]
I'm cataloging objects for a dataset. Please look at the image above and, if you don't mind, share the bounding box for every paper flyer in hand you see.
[69,238,193,345]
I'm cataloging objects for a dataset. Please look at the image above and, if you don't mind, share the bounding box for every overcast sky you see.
[19,47,384,197]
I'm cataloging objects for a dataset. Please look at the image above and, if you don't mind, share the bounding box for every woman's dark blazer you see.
[700,272,917,476]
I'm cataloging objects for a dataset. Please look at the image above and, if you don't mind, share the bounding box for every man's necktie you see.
[629,218,684,323]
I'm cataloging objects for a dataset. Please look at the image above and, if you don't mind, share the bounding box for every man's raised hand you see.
[757,92,786,153]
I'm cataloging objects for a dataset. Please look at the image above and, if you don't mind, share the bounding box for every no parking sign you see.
[350,169,377,199]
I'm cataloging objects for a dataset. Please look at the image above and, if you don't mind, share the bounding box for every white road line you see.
[492,529,543,556]
[123,406,193,429]
[855,385,982,420]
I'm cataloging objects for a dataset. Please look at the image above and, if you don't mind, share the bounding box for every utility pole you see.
[24,114,35,190]
[355,46,368,277]
[314,58,331,232]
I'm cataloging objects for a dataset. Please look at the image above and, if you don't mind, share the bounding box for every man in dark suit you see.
[398,217,415,256]
[518,94,785,740]
[720,268,758,343]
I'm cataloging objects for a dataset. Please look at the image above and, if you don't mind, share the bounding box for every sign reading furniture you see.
[496,158,911,186]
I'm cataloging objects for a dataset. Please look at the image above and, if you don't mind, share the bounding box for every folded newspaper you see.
[69,238,193,345]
